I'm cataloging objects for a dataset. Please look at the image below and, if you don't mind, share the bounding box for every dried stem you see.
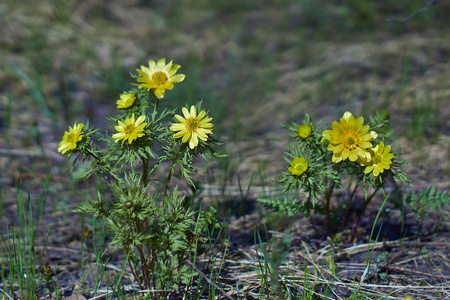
[386,0,438,23]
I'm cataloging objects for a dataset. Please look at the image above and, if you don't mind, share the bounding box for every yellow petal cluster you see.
[170,106,214,149]
[116,92,136,109]
[136,58,185,99]
[58,122,84,154]
[112,114,147,144]
[361,142,394,176]
[322,111,377,163]
[288,157,308,176]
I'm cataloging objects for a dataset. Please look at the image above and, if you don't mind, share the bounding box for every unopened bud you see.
[298,124,312,139]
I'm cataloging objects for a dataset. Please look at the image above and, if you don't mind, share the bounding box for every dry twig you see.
[386,0,439,23]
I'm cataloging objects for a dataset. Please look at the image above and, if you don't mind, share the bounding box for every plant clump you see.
[58,58,222,298]
[258,111,411,238]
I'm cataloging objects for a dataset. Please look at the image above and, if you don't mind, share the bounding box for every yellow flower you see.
[298,124,312,139]
[58,122,84,154]
[136,58,185,99]
[361,142,394,177]
[322,111,377,163]
[170,105,214,149]
[116,92,136,109]
[288,157,308,176]
[112,114,147,144]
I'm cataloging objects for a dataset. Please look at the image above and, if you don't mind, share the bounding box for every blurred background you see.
[1,0,449,217]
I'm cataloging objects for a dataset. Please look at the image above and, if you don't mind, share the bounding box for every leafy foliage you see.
[61,61,223,295]
[404,187,450,223]
[258,112,412,237]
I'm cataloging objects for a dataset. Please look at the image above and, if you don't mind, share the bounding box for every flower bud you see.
[288,157,308,176]
[298,124,312,139]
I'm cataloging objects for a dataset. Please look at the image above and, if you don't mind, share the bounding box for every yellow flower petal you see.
[354,116,364,130]
[170,123,185,131]
[359,141,372,149]
[364,165,374,174]
[136,115,146,125]
[357,124,370,135]
[168,64,181,76]
[322,130,332,140]
[197,110,206,120]
[182,131,191,143]
[342,111,352,122]
[332,153,343,163]
[331,121,344,135]
[341,148,350,160]
[348,150,358,162]
[170,74,186,83]
[347,115,356,129]
[197,129,208,141]
[333,143,344,154]
[182,107,191,119]
[190,105,197,117]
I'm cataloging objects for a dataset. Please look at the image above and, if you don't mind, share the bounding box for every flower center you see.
[186,117,199,132]
[124,124,135,134]
[67,133,76,143]
[343,131,359,150]
[152,71,168,84]
[372,155,381,164]
[124,97,133,105]
[294,164,304,172]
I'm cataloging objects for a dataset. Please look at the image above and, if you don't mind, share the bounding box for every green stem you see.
[325,181,336,236]
[339,177,362,232]
[137,244,151,289]
[85,148,100,161]
[163,167,174,200]
[128,260,144,290]
[134,220,151,290]
[151,251,157,300]
[163,145,183,200]
[142,156,149,186]
[151,92,160,110]
[351,187,380,239]
[306,192,320,236]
